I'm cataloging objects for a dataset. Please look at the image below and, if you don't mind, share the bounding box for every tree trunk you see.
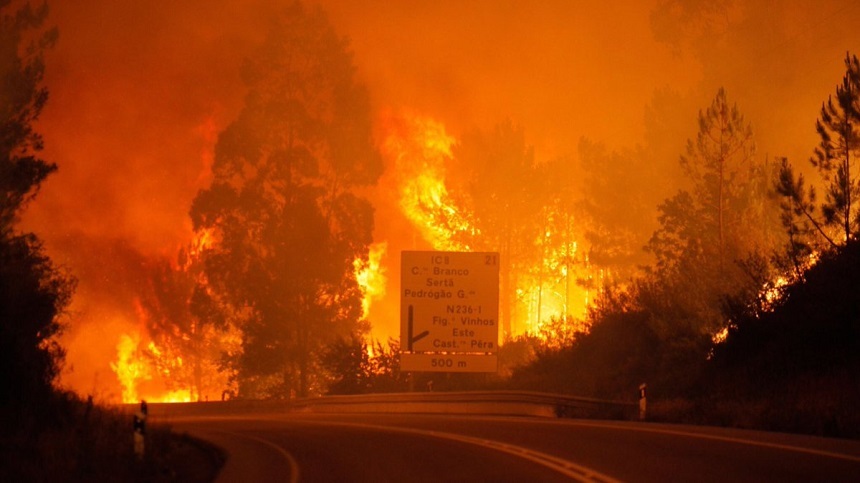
[844,143,851,242]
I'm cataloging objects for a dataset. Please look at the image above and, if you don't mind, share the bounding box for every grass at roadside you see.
[1,392,223,482]
[645,376,860,439]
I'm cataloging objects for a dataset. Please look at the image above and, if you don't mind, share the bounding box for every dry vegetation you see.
[0,393,222,482]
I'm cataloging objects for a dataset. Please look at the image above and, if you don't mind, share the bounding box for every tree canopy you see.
[0,1,57,234]
[646,88,778,335]
[190,2,381,398]
[0,0,73,416]
[777,52,860,255]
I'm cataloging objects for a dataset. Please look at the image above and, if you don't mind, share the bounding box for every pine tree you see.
[776,53,860,254]
[647,88,777,336]
[812,52,860,244]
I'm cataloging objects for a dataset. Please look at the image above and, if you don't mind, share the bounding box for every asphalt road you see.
[171,413,860,482]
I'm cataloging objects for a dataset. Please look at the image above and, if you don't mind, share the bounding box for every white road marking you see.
[294,419,621,483]
[199,428,301,483]
[553,419,860,463]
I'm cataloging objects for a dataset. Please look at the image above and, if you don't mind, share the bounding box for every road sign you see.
[401,251,499,372]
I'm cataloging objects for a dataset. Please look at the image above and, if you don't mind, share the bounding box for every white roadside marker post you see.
[638,383,647,421]
[133,400,148,460]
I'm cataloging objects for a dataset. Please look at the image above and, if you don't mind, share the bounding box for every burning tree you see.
[448,121,545,337]
[383,116,593,338]
[190,3,381,398]
[132,236,237,402]
[451,124,606,336]
[528,154,592,333]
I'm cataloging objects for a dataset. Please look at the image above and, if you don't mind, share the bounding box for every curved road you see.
[172,413,860,482]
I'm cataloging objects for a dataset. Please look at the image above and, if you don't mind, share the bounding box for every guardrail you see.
[291,391,636,419]
[140,391,636,420]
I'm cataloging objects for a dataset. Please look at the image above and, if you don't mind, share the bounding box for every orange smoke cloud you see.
[19,0,860,399]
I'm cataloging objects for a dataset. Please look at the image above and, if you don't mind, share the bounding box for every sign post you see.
[401,251,499,373]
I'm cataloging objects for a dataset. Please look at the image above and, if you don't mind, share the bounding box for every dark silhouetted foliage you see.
[0,1,57,234]
[0,0,73,422]
[707,241,860,436]
[0,233,73,413]
[812,52,860,244]
[509,90,781,408]
[321,334,371,395]
[510,289,666,400]
[576,139,659,283]
[777,52,860,253]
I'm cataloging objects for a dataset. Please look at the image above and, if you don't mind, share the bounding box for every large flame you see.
[105,112,593,396]
[355,241,388,319]
[381,114,472,251]
[381,112,590,337]
[110,331,194,404]
[110,333,150,403]
[107,227,237,404]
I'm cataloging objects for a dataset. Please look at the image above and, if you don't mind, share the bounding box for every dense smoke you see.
[21,0,860,400]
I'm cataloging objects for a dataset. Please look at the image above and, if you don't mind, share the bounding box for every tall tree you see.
[1,0,57,233]
[448,121,543,337]
[649,88,760,269]
[680,87,756,266]
[0,1,73,415]
[812,52,860,244]
[774,157,828,274]
[777,53,860,255]
[647,88,776,335]
[576,139,659,284]
[190,3,381,398]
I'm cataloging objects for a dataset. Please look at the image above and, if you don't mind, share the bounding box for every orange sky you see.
[20,0,860,399]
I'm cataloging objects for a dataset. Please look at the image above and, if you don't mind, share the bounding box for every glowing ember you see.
[188,227,216,262]
[712,327,730,345]
[157,389,193,403]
